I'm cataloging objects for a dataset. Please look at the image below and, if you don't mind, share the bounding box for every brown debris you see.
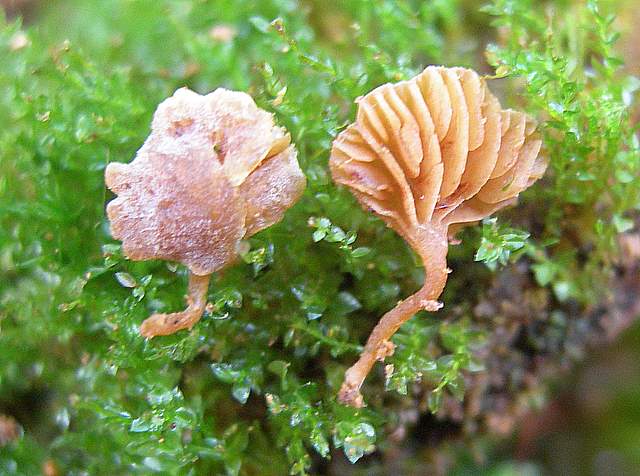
[0,414,21,446]
[440,251,640,449]
[619,232,640,261]
[209,25,237,43]
[0,0,35,19]
[106,88,306,337]
[42,459,60,476]
[330,66,547,406]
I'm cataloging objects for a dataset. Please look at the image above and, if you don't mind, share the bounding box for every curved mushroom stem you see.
[338,224,449,407]
[140,272,211,338]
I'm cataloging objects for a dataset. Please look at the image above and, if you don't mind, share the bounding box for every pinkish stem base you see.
[140,272,211,338]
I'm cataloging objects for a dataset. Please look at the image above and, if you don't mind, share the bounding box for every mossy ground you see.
[0,0,638,475]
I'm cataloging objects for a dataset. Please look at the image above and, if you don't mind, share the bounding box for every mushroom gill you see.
[330,66,547,407]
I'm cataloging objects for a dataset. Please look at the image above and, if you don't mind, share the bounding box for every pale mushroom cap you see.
[239,145,306,237]
[330,66,547,236]
[105,149,244,275]
[105,87,306,275]
[149,87,292,186]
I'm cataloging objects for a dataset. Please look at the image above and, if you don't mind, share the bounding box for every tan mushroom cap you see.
[331,67,548,406]
[330,66,547,238]
[106,87,306,275]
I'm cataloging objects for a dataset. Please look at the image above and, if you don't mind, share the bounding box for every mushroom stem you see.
[140,272,211,338]
[338,224,449,407]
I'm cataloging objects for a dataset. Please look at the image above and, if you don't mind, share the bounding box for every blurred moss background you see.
[1,0,639,475]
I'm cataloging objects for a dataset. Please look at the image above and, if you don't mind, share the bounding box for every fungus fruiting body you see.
[330,66,547,407]
[106,88,306,338]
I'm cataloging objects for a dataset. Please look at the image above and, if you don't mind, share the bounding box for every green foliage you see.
[483,0,640,302]
[385,317,485,413]
[0,0,637,474]
[475,218,530,271]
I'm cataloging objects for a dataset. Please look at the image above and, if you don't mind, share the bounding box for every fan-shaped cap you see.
[0,414,20,447]
[106,87,306,275]
[331,68,547,407]
[330,66,547,239]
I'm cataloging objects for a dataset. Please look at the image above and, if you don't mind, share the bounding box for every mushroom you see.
[330,66,547,407]
[105,88,306,338]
